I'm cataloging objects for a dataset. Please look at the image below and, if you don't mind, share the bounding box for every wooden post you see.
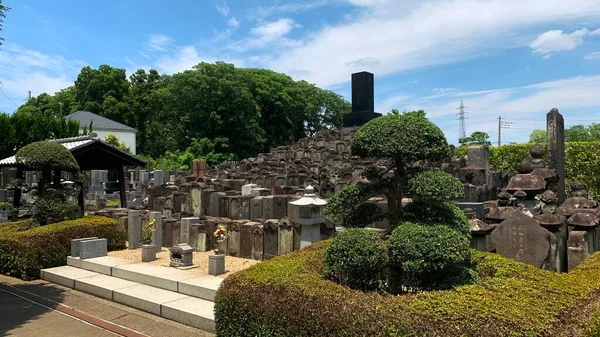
[118,165,127,208]
[53,169,61,189]
[77,180,84,218]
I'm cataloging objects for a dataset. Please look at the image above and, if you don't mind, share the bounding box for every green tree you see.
[325,111,458,229]
[73,64,131,124]
[105,134,130,153]
[0,0,9,46]
[459,131,491,146]
[529,129,546,143]
[565,124,591,142]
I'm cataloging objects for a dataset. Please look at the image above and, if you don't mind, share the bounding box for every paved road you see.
[0,275,214,337]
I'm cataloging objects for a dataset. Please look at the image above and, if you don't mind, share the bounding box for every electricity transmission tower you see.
[456,101,467,141]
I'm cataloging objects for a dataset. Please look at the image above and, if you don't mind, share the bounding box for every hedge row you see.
[215,240,600,337]
[0,216,126,280]
[456,141,600,196]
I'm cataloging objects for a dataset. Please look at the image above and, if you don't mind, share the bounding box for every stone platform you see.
[41,256,223,333]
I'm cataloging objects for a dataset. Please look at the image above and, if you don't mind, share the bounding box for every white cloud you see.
[228,18,302,51]
[251,18,298,43]
[0,43,85,113]
[263,0,600,87]
[146,34,174,52]
[216,1,230,16]
[248,1,337,20]
[137,35,245,75]
[584,51,600,60]
[529,28,598,58]
[380,75,600,144]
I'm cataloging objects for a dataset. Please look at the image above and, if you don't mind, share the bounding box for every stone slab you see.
[178,276,222,301]
[70,237,97,257]
[67,256,136,276]
[79,238,108,259]
[161,297,215,333]
[491,211,551,267]
[113,284,188,316]
[112,262,197,292]
[40,266,99,289]
[74,274,138,301]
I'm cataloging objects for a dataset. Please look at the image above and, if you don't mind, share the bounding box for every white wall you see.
[82,129,137,154]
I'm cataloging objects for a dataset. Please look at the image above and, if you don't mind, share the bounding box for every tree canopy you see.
[529,124,600,143]
[15,62,351,165]
[459,131,491,146]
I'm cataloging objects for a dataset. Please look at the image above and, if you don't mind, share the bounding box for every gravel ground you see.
[108,248,260,278]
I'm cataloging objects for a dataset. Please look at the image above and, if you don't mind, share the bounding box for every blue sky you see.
[1,0,600,145]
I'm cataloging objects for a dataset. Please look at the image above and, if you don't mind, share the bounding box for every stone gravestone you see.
[240,222,256,258]
[153,170,164,186]
[491,211,551,267]
[278,218,294,256]
[263,219,278,260]
[546,108,566,205]
[150,211,162,252]
[128,210,141,249]
[180,217,199,245]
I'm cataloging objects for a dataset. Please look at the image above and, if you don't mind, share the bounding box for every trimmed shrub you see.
[323,228,388,292]
[388,222,473,291]
[33,198,79,225]
[215,241,600,337]
[403,201,470,235]
[0,216,126,280]
[408,169,464,202]
[323,183,383,227]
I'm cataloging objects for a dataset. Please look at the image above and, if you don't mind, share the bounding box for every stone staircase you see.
[41,256,222,333]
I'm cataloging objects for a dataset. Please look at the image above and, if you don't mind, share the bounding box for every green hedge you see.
[456,142,600,196]
[0,216,126,280]
[215,240,600,337]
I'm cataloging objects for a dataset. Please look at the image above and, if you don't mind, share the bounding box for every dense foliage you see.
[529,124,600,143]
[0,216,126,280]
[33,188,79,226]
[215,241,600,337]
[323,229,388,292]
[408,169,464,202]
[0,111,80,159]
[14,62,350,165]
[403,201,470,235]
[388,222,475,292]
[325,111,457,229]
[455,141,600,196]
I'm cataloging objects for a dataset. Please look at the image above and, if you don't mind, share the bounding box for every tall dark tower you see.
[342,71,382,128]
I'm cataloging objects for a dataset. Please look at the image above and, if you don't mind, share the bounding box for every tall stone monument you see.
[546,108,566,205]
[342,72,382,128]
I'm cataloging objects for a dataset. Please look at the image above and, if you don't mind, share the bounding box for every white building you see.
[66,111,137,154]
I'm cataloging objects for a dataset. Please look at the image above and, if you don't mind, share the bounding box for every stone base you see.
[208,254,225,276]
[176,265,200,270]
[142,244,156,262]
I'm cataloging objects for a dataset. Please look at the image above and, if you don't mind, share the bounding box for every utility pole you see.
[28,91,31,100]
[497,116,512,146]
[456,101,467,142]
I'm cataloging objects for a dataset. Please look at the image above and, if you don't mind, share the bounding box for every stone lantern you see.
[288,185,327,249]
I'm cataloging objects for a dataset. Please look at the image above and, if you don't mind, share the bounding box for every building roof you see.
[66,111,136,132]
[0,133,146,170]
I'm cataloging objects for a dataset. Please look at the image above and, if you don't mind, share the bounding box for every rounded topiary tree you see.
[325,111,454,229]
[15,141,80,198]
[324,228,389,292]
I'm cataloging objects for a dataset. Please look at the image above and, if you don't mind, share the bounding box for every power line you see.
[456,101,467,141]
[0,82,18,108]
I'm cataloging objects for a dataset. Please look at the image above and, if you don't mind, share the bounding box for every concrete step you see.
[41,265,216,333]
[67,256,222,301]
